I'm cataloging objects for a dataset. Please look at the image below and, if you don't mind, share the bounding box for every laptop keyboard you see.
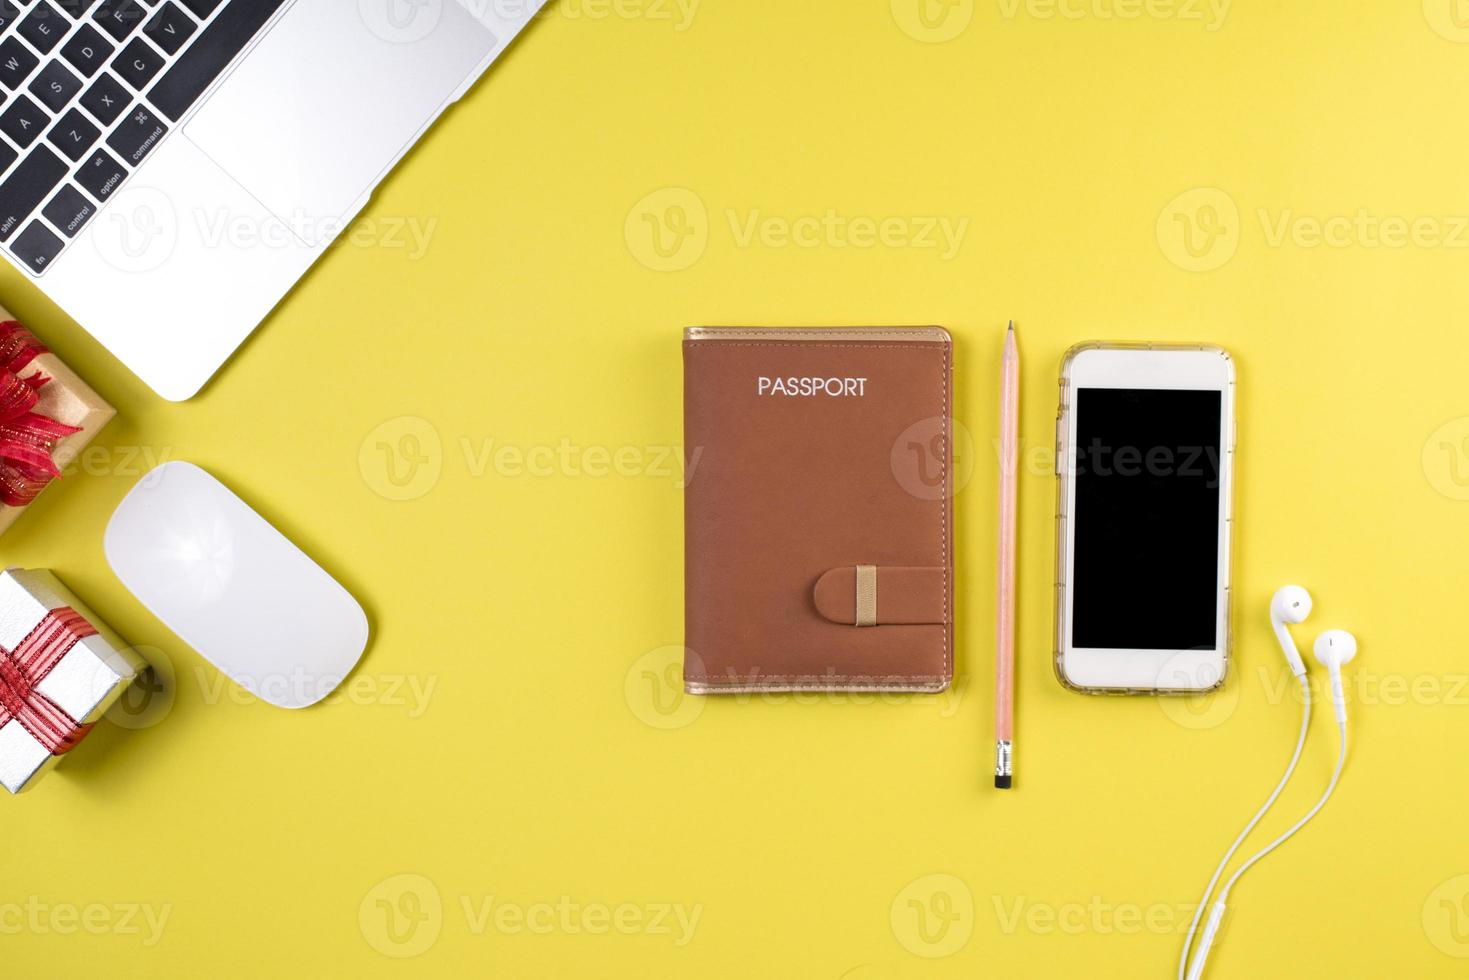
[0,0,286,276]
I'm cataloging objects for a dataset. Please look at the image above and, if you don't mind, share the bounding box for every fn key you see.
[11,222,64,274]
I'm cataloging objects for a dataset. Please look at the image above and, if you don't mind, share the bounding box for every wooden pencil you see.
[995,322,1019,789]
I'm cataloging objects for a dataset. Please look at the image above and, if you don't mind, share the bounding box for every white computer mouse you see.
[105,461,369,709]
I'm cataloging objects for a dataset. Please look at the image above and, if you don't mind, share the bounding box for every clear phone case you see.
[1053,342,1236,695]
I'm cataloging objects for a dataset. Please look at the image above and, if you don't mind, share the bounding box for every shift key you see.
[0,147,68,242]
[107,105,168,167]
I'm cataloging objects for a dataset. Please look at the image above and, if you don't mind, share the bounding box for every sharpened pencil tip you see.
[1007,320,1014,332]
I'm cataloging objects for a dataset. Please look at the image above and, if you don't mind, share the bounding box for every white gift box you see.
[0,568,144,794]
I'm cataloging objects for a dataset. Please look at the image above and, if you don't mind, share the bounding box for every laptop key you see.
[74,147,125,201]
[0,38,40,91]
[79,72,128,124]
[18,3,71,55]
[143,2,195,56]
[106,103,165,165]
[10,220,65,273]
[0,1,23,33]
[61,23,116,78]
[42,183,95,237]
[178,0,221,17]
[92,0,149,42]
[29,60,83,113]
[113,37,164,89]
[147,0,286,121]
[0,146,67,241]
[0,95,48,149]
[0,142,16,176]
[48,107,101,161]
[56,0,103,19]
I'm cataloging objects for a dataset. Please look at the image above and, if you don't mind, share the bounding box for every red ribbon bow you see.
[0,320,81,507]
[0,608,99,756]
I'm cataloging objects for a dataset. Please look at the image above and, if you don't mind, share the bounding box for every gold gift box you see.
[0,306,115,536]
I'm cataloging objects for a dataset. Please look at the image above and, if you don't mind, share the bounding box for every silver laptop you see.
[0,0,541,399]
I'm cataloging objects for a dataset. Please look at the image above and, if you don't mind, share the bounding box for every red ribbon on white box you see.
[0,608,98,756]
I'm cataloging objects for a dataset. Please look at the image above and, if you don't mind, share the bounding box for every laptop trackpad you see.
[185,0,496,246]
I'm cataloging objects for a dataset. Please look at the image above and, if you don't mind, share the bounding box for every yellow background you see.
[4,0,1469,976]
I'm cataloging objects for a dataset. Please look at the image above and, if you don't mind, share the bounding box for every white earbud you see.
[1269,585,1312,677]
[1313,629,1358,726]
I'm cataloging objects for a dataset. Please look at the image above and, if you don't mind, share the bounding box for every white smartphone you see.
[1054,343,1236,694]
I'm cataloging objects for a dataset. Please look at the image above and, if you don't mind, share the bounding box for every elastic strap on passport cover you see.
[813,566,948,627]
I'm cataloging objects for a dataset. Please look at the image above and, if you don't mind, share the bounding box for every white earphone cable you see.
[1215,718,1348,904]
[1176,672,1312,980]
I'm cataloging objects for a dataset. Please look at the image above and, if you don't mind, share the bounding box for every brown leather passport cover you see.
[682,327,954,693]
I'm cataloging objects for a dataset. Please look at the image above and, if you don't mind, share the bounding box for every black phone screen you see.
[1071,387,1223,651]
